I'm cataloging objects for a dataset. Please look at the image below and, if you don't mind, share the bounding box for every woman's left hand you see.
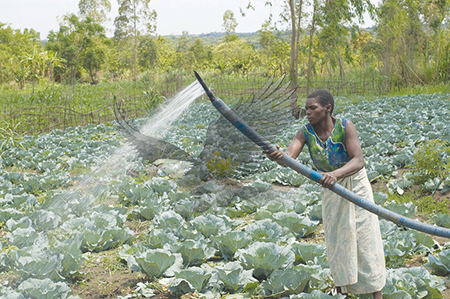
[320,172,337,189]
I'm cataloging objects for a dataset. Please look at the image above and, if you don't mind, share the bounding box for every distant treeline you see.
[1,0,450,95]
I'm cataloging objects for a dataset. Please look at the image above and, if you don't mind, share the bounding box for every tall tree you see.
[258,20,290,76]
[374,0,424,85]
[78,0,112,24]
[245,0,307,118]
[420,0,450,81]
[245,0,373,117]
[306,0,317,96]
[188,38,212,69]
[223,10,238,36]
[114,0,157,82]
[288,0,304,118]
[315,0,375,79]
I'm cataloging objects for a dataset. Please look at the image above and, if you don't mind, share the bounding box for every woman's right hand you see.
[263,145,283,161]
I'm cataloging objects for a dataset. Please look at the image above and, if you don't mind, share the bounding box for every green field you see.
[0,85,449,298]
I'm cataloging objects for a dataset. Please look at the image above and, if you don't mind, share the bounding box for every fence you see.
[0,74,392,135]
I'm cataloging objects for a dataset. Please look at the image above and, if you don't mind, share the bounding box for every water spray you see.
[194,70,450,239]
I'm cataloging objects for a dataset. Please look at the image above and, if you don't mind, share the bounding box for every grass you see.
[385,82,450,97]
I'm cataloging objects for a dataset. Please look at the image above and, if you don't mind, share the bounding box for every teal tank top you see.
[302,117,350,172]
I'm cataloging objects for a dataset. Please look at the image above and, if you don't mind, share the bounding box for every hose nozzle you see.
[194,71,217,102]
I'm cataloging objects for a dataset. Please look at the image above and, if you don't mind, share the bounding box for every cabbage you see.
[170,239,216,266]
[216,261,256,293]
[244,219,292,243]
[134,249,183,277]
[170,266,212,294]
[259,267,310,296]
[383,267,445,298]
[425,249,450,275]
[272,212,319,238]
[236,242,295,281]
[211,231,252,260]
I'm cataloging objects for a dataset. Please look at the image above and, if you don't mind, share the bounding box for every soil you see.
[71,255,146,299]
[70,246,173,299]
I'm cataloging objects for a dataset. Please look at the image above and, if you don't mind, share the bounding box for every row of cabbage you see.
[0,93,449,298]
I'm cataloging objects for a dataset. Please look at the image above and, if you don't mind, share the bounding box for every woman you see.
[266,89,385,298]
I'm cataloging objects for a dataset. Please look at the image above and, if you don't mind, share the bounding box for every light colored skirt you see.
[321,168,386,294]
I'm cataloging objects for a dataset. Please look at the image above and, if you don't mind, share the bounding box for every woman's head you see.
[306,89,334,115]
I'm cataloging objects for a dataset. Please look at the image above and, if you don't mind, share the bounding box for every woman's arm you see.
[321,120,364,188]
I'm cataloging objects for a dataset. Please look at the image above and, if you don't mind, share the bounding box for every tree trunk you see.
[133,0,138,82]
[133,37,137,82]
[336,45,346,79]
[289,0,301,119]
[306,1,317,97]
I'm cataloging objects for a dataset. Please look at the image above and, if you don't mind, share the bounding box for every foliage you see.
[407,139,450,189]
[416,196,450,215]
[425,249,450,276]
[78,0,112,24]
[45,14,108,84]
[206,151,237,177]
[2,0,450,94]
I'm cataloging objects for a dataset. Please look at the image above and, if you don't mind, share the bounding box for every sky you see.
[0,0,289,39]
[0,0,377,39]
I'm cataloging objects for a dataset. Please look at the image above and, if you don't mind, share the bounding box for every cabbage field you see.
[0,90,449,299]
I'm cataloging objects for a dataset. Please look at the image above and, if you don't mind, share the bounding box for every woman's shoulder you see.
[301,122,313,134]
[338,117,348,124]
[337,117,355,129]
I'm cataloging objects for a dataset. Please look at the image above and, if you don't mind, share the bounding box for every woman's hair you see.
[307,89,334,115]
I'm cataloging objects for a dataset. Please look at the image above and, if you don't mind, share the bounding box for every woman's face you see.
[305,97,330,125]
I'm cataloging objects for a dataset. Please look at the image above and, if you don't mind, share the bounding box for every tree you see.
[46,14,107,84]
[374,0,424,86]
[21,46,48,91]
[189,38,213,69]
[306,0,317,96]
[287,0,305,118]
[45,51,65,83]
[223,10,238,35]
[244,0,373,117]
[420,0,450,81]
[0,23,44,87]
[244,0,307,117]
[315,0,375,79]
[258,21,290,76]
[82,36,110,83]
[114,0,157,81]
[78,0,112,24]
[213,38,256,75]
[175,31,195,76]
[138,35,158,70]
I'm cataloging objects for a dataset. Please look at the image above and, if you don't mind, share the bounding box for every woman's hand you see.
[319,172,337,189]
[263,145,283,162]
